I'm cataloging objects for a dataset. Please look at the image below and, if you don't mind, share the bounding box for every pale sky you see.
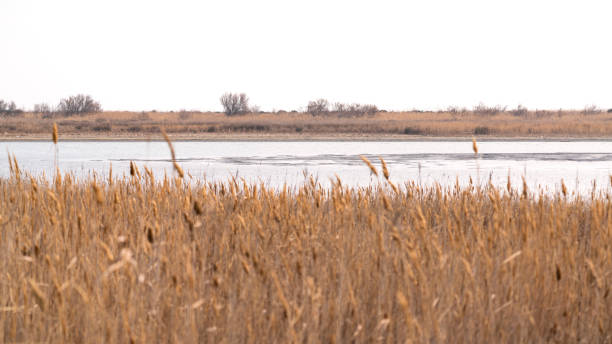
[1,0,611,112]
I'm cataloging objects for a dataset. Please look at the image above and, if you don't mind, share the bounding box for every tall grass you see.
[1,159,611,342]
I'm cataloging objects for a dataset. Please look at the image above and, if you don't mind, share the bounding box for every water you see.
[2,140,612,194]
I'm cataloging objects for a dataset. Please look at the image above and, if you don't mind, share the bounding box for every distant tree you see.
[331,102,344,112]
[0,100,9,113]
[307,99,329,116]
[33,103,55,116]
[57,94,102,116]
[0,100,22,117]
[220,93,250,116]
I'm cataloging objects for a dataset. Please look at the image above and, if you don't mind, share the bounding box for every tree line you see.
[3,93,612,118]
[0,94,101,117]
[220,93,379,117]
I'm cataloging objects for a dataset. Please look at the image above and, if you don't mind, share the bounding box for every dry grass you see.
[3,110,612,138]
[1,156,611,343]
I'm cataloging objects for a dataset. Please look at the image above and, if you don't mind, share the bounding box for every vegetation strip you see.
[1,158,611,342]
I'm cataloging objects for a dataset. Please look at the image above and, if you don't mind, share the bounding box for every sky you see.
[1,0,611,112]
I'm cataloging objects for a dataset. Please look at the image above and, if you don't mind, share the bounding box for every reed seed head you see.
[360,155,378,177]
[379,156,390,180]
[52,123,58,144]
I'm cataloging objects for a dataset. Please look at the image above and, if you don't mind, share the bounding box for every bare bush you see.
[308,100,378,117]
[220,93,250,116]
[474,126,491,135]
[473,102,507,115]
[249,105,261,114]
[57,95,102,116]
[582,105,601,115]
[332,102,346,113]
[307,99,330,116]
[333,103,378,117]
[534,109,555,118]
[447,106,468,114]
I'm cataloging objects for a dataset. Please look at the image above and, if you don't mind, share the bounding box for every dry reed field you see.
[3,110,612,138]
[1,149,612,343]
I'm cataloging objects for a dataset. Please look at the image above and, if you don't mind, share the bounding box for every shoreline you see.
[2,132,612,142]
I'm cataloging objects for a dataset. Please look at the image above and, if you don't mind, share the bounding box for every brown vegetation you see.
[2,110,612,139]
[1,155,611,342]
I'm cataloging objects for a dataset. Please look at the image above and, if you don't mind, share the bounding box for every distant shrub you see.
[473,102,506,115]
[127,126,141,133]
[0,124,17,131]
[207,126,217,133]
[222,124,267,132]
[57,95,102,116]
[92,124,111,132]
[474,126,491,135]
[582,105,601,115]
[608,109,612,113]
[307,99,378,117]
[403,127,423,135]
[333,103,378,117]
[535,110,553,118]
[295,127,303,133]
[511,105,529,117]
[447,106,468,114]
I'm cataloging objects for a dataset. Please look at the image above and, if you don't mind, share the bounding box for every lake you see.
[2,140,612,194]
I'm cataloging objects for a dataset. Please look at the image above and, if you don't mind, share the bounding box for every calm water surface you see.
[2,140,612,194]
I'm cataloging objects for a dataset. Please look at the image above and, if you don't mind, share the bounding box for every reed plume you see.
[161,128,184,178]
[360,155,378,177]
[52,123,58,144]
[0,156,610,343]
[379,156,390,180]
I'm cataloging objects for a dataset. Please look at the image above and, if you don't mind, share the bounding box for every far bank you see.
[2,110,612,140]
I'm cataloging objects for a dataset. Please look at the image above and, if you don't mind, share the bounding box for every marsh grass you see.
[4,110,612,137]
[1,157,611,342]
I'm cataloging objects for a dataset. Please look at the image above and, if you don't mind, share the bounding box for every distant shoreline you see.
[2,132,612,142]
[3,110,612,142]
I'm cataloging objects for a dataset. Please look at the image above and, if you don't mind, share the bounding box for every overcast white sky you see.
[1,0,611,112]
